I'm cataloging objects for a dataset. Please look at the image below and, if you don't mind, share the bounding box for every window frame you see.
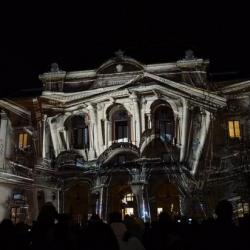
[112,109,131,142]
[18,132,29,150]
[228,120,241,139]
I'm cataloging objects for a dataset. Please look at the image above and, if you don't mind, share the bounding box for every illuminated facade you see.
[0,52,249,223]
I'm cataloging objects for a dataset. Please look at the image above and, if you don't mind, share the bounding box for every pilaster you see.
[88,104,99,157]
[129,167,151,222]
[191,110,211,175]
[180,98,189,162]
[42,114,47,158]
[130,92,141,146]
[91,175,109,221]
[0,112,8,169]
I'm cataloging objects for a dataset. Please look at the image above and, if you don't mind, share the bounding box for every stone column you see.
[97,107,104,154]
[180,98,189,162]
[0,112,8,169]
[0,184,12,221]
[48,117,60,157]
[88,104,99,156]
[92,176,109,221]
[42,115,48,158]
[130,92,141,146]
[191,110,211,175]
[146,113,152,129]
[107,121,112,146]
[105,120,109,149]
[129,167,150,222]
[32,187,40,220]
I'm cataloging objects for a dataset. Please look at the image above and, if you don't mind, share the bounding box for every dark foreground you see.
[0,200,249,250]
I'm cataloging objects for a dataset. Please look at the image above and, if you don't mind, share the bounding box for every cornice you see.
[40,73,226,111]
[0,99,31,119]
[217,80,250,94]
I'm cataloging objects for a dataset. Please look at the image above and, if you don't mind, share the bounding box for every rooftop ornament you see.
[50,62,60,72]
[114,49,125,59]
[185,49,195,60]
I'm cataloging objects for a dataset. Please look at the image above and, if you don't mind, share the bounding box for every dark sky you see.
[1,2,249,97]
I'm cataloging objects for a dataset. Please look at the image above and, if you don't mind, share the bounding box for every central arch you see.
[148,177,180,220]
[64,183,90,224]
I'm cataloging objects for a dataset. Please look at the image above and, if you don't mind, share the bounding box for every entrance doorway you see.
[64,183,89,224]
[108,176,138,218]
[149,180,180,220]
[121,193,135,219]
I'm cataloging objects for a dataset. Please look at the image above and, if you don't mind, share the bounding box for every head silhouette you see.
[37,202,58,225]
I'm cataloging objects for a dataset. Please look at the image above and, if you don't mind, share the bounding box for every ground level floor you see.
[1,175,249,225]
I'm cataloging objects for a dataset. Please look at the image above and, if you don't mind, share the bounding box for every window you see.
[115,121,128,142]
[122,207,134,220]
[69,116,89,149]
[18,133,28,149]
[154,106,174,143]
[124,207,134,215]
[73,127,89,149]
[228,121,241,139]
[122,193,134,204]
[157,207,163,215]
[10,207,28,224]
[112,110,130,142]
[13,193,25,201]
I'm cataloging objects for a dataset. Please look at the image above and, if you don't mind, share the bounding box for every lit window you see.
[237,203,244,218]
[228,121,241,138]
[157,207,163,215]
[122,193,134,204]
[124,207,134,216]
[19,133,28,149]
[243,203,249,214]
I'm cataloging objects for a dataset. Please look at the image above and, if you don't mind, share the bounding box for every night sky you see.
[1,2,249,97]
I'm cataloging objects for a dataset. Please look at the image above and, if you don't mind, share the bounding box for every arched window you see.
[70,116,89,149]
[112,109,130,142]
[154,106,174,143]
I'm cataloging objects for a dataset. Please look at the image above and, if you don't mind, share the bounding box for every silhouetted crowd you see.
[0,200,250,250]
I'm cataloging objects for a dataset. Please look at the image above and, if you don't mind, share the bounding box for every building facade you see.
[0,52,249,224]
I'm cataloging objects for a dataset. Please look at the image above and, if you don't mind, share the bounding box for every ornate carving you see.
[97,142,139,166]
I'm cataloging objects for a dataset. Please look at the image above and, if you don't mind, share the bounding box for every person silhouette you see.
[198,200,243,250]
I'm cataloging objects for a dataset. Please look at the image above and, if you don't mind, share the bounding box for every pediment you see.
[0,99,31,120]
[41,72,226,111]
[97,55,144,75]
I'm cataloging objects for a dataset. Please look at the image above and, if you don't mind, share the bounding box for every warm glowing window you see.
[228,121,240,138]
[122,193,134,204]
[157,207,163,215]
[124,207,134,216]
[19,133,28,149]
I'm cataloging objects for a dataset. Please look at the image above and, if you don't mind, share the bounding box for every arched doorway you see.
[149,178,180,221]
[107,175,138,219]
[142,137,169,160]
[64,183,89,224]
